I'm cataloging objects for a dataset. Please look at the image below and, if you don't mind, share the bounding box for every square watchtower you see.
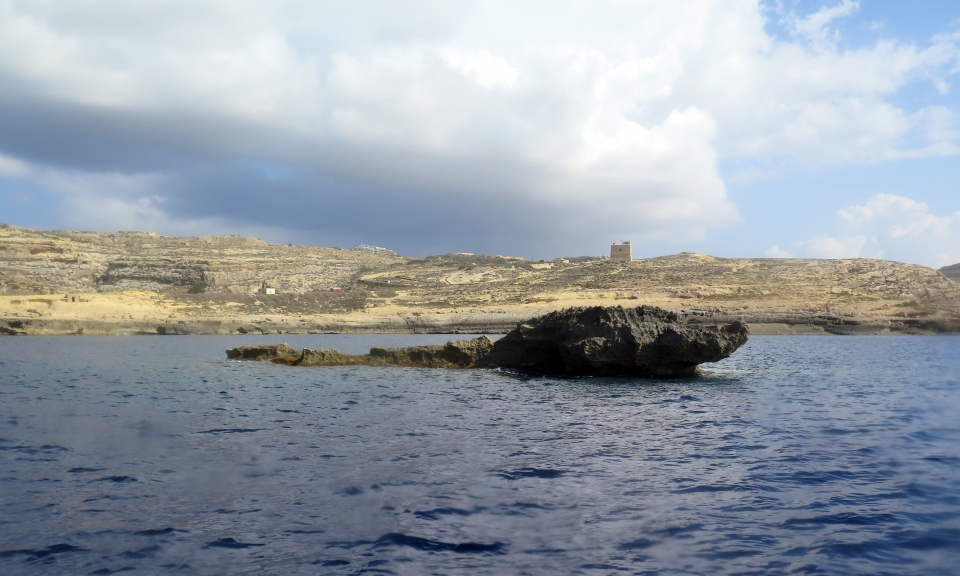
[610,241,632,262]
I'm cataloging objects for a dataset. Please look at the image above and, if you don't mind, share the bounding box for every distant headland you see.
[1,223,959,335]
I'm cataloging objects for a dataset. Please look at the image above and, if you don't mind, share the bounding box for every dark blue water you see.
[1,335,959,575]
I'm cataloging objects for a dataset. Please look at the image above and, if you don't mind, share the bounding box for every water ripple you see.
[0,334,958,575]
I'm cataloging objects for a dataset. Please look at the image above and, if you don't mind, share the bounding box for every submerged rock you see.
[226,336,495,368]
[368,337,495,368]
[476,305,748,377]
[297,348,368,366]
[226,343,300,361]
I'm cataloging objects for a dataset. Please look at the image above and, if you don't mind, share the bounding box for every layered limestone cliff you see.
[0,224,399,294]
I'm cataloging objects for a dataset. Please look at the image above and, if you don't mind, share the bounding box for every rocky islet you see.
[476,305,749,376]
[227,305,749,377]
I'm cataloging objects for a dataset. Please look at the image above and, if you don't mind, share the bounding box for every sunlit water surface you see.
[1,334,959,575]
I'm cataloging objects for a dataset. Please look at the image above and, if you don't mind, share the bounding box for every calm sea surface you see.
[1,334,959,575]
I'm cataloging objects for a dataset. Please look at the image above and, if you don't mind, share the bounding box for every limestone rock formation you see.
[225,307,747,377]
[477,305,748,377]
[4,224,959,336]
[156,324,190,335]
[99,258,209,287]
[297,349,369,366]
[0,224,401,295]
[226,343,300,361]
[226,336,495,368]
[367,336,494,368]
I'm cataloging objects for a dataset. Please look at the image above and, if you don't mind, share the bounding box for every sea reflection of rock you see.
[227,305,749,377]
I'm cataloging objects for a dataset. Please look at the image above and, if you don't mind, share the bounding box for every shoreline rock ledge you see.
[226,305,749,377]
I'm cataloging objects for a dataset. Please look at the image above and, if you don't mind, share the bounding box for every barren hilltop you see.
[2,223,959,335]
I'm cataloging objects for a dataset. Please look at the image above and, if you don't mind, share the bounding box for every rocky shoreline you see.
[3,225,959,336]
[4,308,959,336]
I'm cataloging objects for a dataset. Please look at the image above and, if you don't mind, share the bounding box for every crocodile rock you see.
[226,306,748,377]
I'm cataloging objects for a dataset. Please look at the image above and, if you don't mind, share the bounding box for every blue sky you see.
[1,1,959,266]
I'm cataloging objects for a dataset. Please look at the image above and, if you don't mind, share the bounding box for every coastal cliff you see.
[2,224,959,335]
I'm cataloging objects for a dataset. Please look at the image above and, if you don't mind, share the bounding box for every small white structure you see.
[352,244,397,256]
[258,281,276,295]
[610,241,633,262]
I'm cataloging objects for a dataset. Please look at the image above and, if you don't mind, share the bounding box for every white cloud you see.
[784,194,960,267]
[798,234,881,259]
[0,1,957,255]
[763,245,793,258]
[440,48,520,89]
[912,106,960,144]
[0,152,30,177]
[786,0,860,47]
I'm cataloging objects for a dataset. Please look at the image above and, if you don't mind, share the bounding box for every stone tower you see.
[610,241,632,262]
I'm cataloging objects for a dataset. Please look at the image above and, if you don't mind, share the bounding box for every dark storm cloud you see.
[155,161,572,256]
[0,86,285,172]
[0,85,573,256]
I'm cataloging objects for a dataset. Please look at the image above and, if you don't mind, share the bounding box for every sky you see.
[0,1,959,266]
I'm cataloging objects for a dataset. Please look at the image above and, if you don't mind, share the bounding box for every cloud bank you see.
[765,193,960,268]
[0,1,957,258]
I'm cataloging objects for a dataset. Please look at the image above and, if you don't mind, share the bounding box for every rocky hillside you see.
[0,224,400,295]
[362,251,960,308]
[941,263,960,281]
[1,223,959,335]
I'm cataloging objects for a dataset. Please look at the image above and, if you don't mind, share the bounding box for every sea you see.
[1,334,959,575]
